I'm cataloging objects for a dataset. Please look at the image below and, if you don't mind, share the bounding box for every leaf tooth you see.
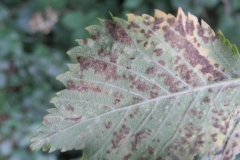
[126,13,140,22]
[232,45,239,56]
[154,9,167,19]
[85,25,102,40]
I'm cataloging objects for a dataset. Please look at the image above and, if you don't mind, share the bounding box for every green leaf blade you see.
[31,8,240,160]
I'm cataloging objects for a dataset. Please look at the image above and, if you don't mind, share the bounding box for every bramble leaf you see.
[30,8,240,160]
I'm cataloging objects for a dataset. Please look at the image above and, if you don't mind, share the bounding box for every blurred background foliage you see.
[0,0,240,159]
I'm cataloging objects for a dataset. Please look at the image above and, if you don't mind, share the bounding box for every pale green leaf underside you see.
[31,8,240,160]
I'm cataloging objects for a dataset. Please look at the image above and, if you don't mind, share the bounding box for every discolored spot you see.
[132,97,144,105]
[153,25,160,31]
[175,15,186,36]
[186,20,194,36]
[214,63,219,68]
[105,21,132,45]
[144,41,148,47]
[67,81,102,93]
[130,22,140,28]
[109,51,119,63]
[129,114,134,119]
[83,39,88,45]
[162,26,226,81]
[144,20,151,26]
[121,124,130,134]
[213,122,220,128]
[123,154,132,160]
[105,121,112,129]
[91,32,100,40]
[98,48,107,57]
[164,75,178,92]
[167,18,175,25]
[113,99,121,105]
[64,116,82,121]
[132,79,150,92]
[77,56,120,80]
[66,105,74,112]
[197,25,209,43]
[148,146,155,154]
[154,17,164,25]
[134,108,140,115]
[150,91,158,99]
[131,131,148,151]
[154,48,163,56]
[235,133,240,138]
[203,97,211,103]
[67,80,75,90]
[146,67,155,74]
[112,131,124,149]
[158,60,166,66]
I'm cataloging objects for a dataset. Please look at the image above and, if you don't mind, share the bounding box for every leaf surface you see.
[30,8,240,160]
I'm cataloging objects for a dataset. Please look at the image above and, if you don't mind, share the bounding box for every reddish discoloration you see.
[111,125,130,149]
[175,64,198,86]
[197,25,209,43]
[186,20,194,36]
[154,17,164,25]
[134,108,140,115]
[67,81,102,93]
[144,41,148,47]
[131,131,148,151]
[64,116,82,121]
[77,56,120,80]
[175,15,186,36]
[158,60,166,66]
[105,21,132,45]
[203,97,211,103]
[162,26,226,81]
[189,109,203,119]
[121,124,130,134]
[123,154,132,160]
[150,91,158,99]
[83,39,88,45]
[98,48,107,57]
[167,18,175,25]
[214,63,219,68]
[164,75,179,92]
[140,29,152,38]
[92,31,100,40]
[154,48,163,56]
[105,121,112,129]
[113,99,121,105]
[174,56,181,64]
[144,20,151,26]
[112,131,124,149]
[129,114,134,119]
[66,105,74,111]
[130,22,140,28]
[128,75,150,92]
[211,133,217,142]
[148,146,155,154]
[109,51,119,63]
[132,97,144,104]
[146,67,156,74]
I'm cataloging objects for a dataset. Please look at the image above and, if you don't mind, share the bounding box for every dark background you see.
[1,0,240,159]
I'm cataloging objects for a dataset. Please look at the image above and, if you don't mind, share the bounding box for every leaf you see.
[30,8,240,160]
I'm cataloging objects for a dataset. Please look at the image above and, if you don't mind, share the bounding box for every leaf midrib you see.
[36,78,240,147]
